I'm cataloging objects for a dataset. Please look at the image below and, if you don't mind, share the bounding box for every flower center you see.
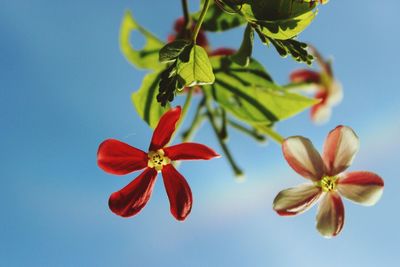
[318,175,338,192]
[147,149,170,172]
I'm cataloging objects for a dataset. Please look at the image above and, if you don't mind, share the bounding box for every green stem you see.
[227,119,266,142]
[169,87,194,145]
[181,87,194,122]
[256,125,285,144]
[181,0,191,30]
[181,98,206,142]
[205,99,243,177]
[192,0,211,43]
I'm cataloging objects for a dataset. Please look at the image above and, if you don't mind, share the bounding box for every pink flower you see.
[290,52,342,124]
[97,106,220,221]
[273,125,384,237]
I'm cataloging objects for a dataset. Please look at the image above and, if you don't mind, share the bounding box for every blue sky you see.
[1,1,399,266]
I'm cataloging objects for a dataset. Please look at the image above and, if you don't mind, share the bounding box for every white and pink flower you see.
[273,125,384,238]
[289,48,343,124]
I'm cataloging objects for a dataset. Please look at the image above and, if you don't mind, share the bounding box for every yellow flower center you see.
[147,149,170,172]
[318,175,338,192]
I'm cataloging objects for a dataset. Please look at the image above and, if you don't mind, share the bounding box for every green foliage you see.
[159,39,191,64]
[193,0,246,32]
[157,42,215,106]
[231,24,254,67]
[157,62,184,106]
[120,11,164,70]
[255,31,313,64]
[217,0,327,64]
[176,45,215,87]
[240,0,318,40]
[132,71,169,128]
[118,0,334,178]
[203,56,317,125]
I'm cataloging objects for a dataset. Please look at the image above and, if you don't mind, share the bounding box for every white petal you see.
[283,136,325,181]
[316,192,345,238]
[326,80,343,106]
[311,104,332,125]
[273,184,322,216]
[323,126,360,176]
[337,172,384,206]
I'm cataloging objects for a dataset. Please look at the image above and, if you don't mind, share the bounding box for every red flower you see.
[273,126,384,237]
[289,51,342,124]
[97,106,220,221]
[167,17,209,49]
[209,47,236,57]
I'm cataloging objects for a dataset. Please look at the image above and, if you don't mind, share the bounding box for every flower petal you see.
[209,48,236,57]
[311,103,332,125]
[337,171,384,206]
[326,80,343,106]
[310,90,331,124]
[97,139,148,175]
[108,168,158,217]
[164,143,220,161]
[273,184,322,216]
[290,69,321,83]
[161,164,192,221]
[316,192,345,238]
[282,136,325,181]
[323,125,359,176]
[149,107,181,151]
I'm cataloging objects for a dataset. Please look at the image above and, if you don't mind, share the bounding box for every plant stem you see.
[181,87,194,122]
[192,0,211,43]
[169,87,194,145]
[205,99,243,177]
[181,98,205,142]
[227,119,266,142]
[181,0,191,30]
[256,125,285,144]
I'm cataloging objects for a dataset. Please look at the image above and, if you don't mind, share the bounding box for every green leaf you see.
[157,62,185,106]
[204,56,317,124]
[159,39,192,64]
[192,0,246,32]
[231,24,254,67]
[240,0,320,40]
[255,10,317,40]
[176,45,215,87]
[241,0,317,20]
[120,10,164,70]
[263,36,313,65]
[132,71,169,128]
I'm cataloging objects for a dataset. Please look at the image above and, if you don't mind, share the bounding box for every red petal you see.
[149,106,182,151]
[97,139,148,175]
[282,136,325,181]
[164,143,220,161]
[290,69,321,83]
[316,192,345,238]
[161,164,192,221]
[337,171,384,206]
[108,168,158,217]
[310,92,331,124]
[172,17,208,48]
[273,184,322,216]
[167,34,176,43]
[209,48,236,57]
[196,31,209,49]
[173,17,185,33]
[322,125,359,176]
